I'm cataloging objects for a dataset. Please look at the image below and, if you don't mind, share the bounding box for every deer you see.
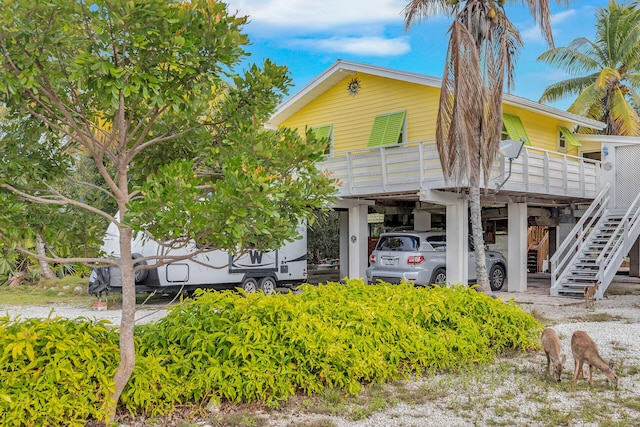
[584,282,599,309]
[541,327,566,382]
[571,330,618,387]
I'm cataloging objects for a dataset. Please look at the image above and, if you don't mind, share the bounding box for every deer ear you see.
[609,359,614,369]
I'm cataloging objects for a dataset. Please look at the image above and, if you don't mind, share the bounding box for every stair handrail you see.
[550,182,610,290]
[536,232,549,273]
[596,191,640,291]
[595,193,640,266]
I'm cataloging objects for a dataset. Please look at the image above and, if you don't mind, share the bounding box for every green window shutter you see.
[559,126,581,146]
[312,125,333,141]
[502,113,531,146]
[367,111,406,147]
[311,125,333,154]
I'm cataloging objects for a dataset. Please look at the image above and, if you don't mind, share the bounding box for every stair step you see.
[564,275,598,281]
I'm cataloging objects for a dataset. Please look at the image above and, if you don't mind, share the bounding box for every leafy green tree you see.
[308,210,340,264]
[0,0,336,422]
[1,111,109,284]
[538,0,640,135]
[404,0,564,293]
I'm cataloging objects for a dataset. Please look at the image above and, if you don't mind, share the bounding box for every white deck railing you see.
[321,140,602,199]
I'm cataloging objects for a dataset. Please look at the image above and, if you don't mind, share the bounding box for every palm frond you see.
[538,0,640,135]
[522,0,556,46]
[617,10,640,65]
[404,0,455,30]
[538,75,598,103]
[567,83,604,118]
[574,99,605,134]
[437,20,484,184]
[628,85,640,112]
[627,73,640,90]
[593,66,622,91]
[537,45,599,74]
[609,88,640,135]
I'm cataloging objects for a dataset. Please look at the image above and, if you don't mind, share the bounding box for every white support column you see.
[348,204,369,280]
[446,199,469,285]
[339,211,349,278]
[414,210,432,231]
[508,203,528,292]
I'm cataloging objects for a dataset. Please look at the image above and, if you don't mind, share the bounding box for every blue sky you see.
[224,0,610,110]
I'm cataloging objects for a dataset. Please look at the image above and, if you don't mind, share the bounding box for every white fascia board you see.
[577,134,640,145]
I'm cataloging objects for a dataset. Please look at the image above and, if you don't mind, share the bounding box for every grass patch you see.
[208,408,269,427]
[605,285,640,296]
[0,276,93,306]
[0,277,180,309]
[569,313,628,323]
[528,307,554,325]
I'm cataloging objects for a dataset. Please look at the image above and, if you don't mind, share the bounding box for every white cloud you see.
[520,9,577,44]
[227,0,407,31]
[293,36,411,56]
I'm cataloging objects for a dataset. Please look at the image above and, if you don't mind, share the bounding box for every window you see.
[367,111,406,147]
[377,235,418,251]
[311,125,333,155]
[502,113,531,146]
[426,235,446,250]
[558,126,581,151]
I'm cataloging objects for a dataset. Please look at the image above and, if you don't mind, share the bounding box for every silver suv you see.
[366,231,507,291]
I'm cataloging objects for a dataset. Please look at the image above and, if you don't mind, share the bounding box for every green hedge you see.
[0,280,542,425]
[0,316,119,426]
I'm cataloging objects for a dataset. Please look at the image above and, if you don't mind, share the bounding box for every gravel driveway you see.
[1,302,169,325]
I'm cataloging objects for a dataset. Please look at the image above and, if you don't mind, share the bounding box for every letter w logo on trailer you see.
[230,249,278,272]
[249,250,263,264]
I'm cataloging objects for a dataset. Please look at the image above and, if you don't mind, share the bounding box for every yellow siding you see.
[280,74,440,152]
[281,72,583,157]
[503,107,580,156]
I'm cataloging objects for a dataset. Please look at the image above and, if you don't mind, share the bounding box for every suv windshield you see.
[377,236,419,251]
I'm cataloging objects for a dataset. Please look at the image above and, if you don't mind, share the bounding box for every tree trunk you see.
[36,232,57,280]
[469,178,491,294]
[7,270,27,287]
[105,227,137,423]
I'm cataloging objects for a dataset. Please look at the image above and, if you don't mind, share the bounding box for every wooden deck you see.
[320,140,602,200]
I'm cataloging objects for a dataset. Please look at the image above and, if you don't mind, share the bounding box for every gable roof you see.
[267,59,606,131]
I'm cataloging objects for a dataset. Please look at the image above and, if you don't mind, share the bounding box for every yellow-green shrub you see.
[0,279,543,424]
[0,315,118,426]
[136,279,542,406]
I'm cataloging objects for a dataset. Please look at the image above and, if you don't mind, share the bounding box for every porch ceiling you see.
[346,188,593,209]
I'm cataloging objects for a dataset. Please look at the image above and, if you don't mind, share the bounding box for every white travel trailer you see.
[97,221,308,295]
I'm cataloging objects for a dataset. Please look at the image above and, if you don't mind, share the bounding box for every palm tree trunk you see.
[469,177,491,294]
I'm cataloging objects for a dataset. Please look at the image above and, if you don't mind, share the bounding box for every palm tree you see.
[538,0,640,136]
[404,0,562,293]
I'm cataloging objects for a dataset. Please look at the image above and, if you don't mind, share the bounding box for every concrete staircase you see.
[550,183,640,299]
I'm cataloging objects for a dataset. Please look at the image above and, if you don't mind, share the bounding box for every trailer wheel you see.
[132,253,148,284]
[241,277,258,293]
[259,277,277,295]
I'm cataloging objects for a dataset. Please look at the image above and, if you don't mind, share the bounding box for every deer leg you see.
[546,353,551,376]
[573,358,580,384]
[588,365,594,386]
